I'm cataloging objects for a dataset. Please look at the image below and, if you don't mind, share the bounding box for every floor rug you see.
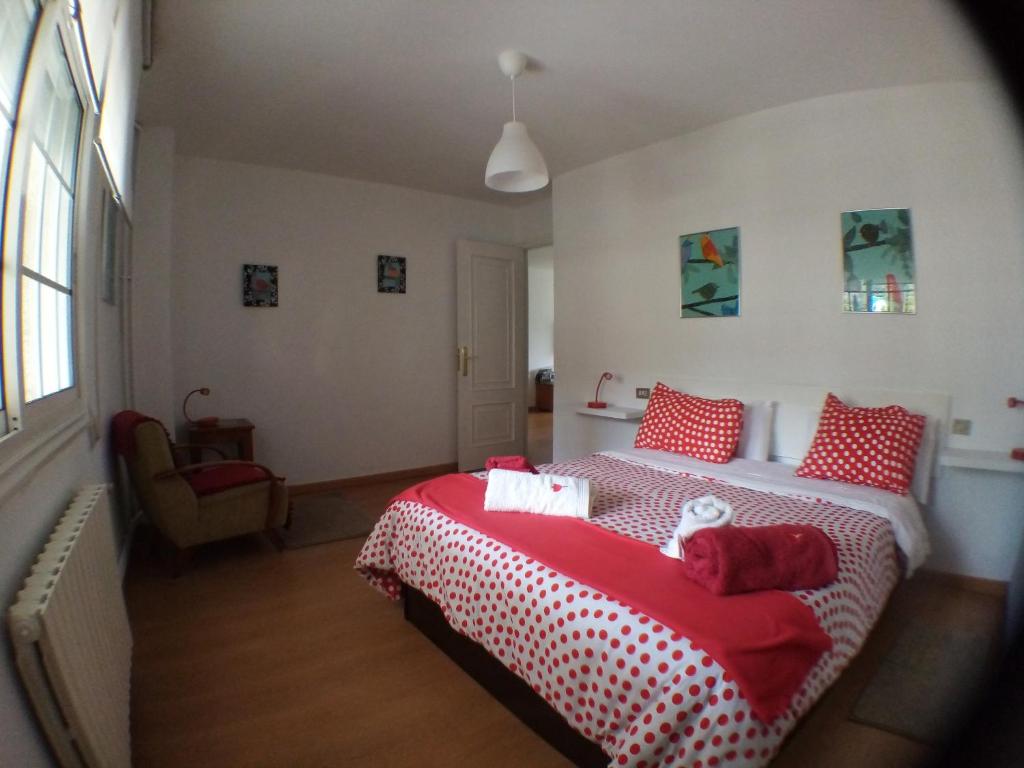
[850,621,994,744]
[281,494,378,548]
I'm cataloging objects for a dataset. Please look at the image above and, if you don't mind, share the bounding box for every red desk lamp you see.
[183,387,219,427]
[588,372,614,409]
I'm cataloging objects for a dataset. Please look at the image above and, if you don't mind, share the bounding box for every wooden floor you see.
[127,472,1006,768]
[528,410,553,465]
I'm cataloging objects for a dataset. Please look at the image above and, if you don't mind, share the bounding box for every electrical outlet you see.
[636,387,651,399]
[951,419,972,436]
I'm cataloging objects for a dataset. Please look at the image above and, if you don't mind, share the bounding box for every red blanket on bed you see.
[396,473,832,723]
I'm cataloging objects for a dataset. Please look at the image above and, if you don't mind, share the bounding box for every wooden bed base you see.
[403,584,609,767]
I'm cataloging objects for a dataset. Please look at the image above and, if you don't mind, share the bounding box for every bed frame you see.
[403,584,608,767]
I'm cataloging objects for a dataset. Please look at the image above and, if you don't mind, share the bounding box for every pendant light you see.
[485,50,549,193]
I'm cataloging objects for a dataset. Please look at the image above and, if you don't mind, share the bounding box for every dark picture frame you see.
[242,264,279,307]
[100,193,119,305]
[377,254,406,293]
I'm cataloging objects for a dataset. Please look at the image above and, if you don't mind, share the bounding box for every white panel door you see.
[456,239,527,471]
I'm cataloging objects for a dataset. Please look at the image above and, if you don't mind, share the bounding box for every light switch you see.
[951,419,972,436]
[636,387,651,399]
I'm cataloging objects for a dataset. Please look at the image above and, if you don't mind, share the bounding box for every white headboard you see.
[652,377,950,503]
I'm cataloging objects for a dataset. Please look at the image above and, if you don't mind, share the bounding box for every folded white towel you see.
[660,494,734,559]
[484,468,592,519]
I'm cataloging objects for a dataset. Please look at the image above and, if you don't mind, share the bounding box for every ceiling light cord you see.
[511,75,517,122]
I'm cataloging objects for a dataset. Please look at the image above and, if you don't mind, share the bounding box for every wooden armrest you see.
[173,443,228,460]
[155,460,285,483]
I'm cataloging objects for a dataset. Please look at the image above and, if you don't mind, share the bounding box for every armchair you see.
[112,411,289,571]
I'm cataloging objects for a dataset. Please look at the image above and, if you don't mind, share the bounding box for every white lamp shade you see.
[485,121,549,192]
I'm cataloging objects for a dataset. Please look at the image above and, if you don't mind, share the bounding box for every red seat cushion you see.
[186,464,270,497]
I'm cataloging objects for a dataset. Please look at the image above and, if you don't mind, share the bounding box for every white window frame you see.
[0,0,42,438]
[0,0,96,485]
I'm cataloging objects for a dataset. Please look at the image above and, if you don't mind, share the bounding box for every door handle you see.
[457,345,470,376]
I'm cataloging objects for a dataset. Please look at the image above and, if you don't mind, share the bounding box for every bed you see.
[355,386,945,767]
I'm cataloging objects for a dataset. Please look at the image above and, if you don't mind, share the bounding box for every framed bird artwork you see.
[841,209,915,314]
[377,255,407,294]
[242,264,279,307]
[679,226,740,318]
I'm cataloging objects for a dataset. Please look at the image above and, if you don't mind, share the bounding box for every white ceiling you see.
[139,0,991,206]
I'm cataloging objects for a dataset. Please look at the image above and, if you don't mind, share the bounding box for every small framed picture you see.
[243,264,279,307]
[100,193,119,305]
[679,226,740,318]
[841,208,915,314]
[377,255,406,294]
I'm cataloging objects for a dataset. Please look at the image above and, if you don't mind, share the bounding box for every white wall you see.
[130,127,177,427]
[929,469,1024,580]
[552,80,1024,581]
[528,246,555,407]
[169,157,521,484]
[515,195,553,248]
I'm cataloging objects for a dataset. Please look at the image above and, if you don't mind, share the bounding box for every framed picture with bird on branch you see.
[679,226,740,318]
[841,208,915,314]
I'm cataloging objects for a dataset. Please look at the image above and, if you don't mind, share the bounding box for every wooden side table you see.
[187,418,255,463]
[535,381,553,412]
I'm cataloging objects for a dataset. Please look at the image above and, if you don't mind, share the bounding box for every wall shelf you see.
[575,405,644,421]
[939,448,1024,474]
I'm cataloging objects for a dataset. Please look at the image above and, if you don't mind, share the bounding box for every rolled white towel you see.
[484,468,591,519]
[660,494,734,559]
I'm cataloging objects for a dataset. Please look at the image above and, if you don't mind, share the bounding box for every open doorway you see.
[527,245,554,465]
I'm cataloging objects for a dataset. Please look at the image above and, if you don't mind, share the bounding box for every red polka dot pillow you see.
[634,383,744,463]
[795,393,926,495]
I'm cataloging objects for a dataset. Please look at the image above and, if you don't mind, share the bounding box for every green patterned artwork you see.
[842,208,915,313]
[679,227,740,318]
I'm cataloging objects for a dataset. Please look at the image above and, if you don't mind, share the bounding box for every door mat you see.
[281,495,378,548]
[850,621,994,744]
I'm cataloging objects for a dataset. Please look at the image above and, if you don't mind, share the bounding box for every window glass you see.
[0,2,37,118]
[18,25,82,403]
[0,0,40,425]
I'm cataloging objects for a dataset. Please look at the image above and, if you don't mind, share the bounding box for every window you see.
[19,29,83,402]
[1,0,87,441]
[0,0,40,433]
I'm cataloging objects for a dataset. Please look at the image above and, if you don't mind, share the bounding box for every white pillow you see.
[736,400,775,461]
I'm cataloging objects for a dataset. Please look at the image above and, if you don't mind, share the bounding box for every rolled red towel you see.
[683,524,838,595]
[484,455,539,474]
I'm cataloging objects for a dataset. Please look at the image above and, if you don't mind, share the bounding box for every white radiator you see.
[7,485,132,768]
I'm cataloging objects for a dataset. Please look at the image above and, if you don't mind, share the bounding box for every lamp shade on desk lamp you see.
[588,372,613,409]
[183,387,218,427]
